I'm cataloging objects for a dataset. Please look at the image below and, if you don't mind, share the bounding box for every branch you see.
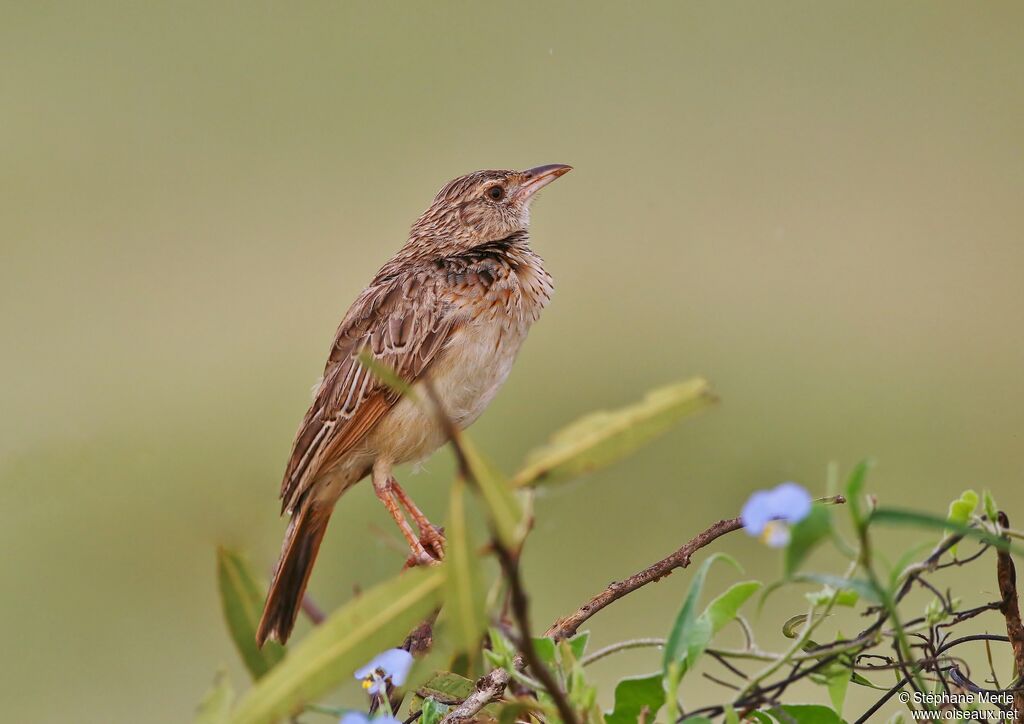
[997,512,1024,718]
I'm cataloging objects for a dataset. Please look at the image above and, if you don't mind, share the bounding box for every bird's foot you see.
[418,523,446,561]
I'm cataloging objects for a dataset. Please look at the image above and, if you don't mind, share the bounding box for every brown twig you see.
[997,512,1024,718]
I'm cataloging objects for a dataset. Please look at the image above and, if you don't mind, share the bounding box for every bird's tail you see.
[256,499,331,647]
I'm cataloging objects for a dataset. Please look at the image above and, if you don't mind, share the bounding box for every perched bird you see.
[256,164,572,646]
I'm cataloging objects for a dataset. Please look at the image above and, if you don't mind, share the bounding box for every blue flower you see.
[339,713,401,724]
[741,482,813,547]
[354,648,414,695]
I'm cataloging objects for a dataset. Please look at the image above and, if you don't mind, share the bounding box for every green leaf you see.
[703,580,762,637]
[826,661,851,716]
[195,669,234,724]
[768,704,842,723]
[946,489,978,555]
[512,378,716,488]
[604,673,666,724]
[870,508,1015,554]
[681,718,714,723]
[420,697,448,724]
[983,490,999,523]
[789,573,882,604]
[229,566,445,724]
[216,548,285,680]
[445,478,487,654]
[785,505,832,577]
[531,636,558,667]
[459,435,524,550]
[805,585,859,607]
[662,553,741,681]
[946,489,979,526]
[568,631,590,661]
[844,459,873,530]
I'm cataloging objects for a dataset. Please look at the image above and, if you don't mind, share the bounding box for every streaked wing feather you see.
[280,271,456,513]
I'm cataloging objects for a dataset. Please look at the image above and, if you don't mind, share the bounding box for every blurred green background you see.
[3,2,1023,722]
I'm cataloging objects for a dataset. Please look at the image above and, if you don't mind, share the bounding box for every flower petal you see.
[767,482,813,524]
[741,490,774,535]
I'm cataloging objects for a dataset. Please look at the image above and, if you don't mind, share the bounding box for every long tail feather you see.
[256,501,331,647]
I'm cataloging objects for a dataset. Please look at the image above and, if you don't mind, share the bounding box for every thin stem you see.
[581,638,666,667]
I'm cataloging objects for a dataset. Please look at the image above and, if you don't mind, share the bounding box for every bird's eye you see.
[485,185,505,201]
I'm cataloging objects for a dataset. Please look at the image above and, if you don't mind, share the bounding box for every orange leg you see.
[391,478,446,560]
[372,473,434,566]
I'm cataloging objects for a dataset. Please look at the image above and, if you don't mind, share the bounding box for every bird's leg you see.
[390,477,446,560]
[372,468,434,566]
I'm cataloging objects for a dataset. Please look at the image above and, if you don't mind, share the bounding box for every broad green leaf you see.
[459,435,523,550]
[216,548,285,680]
[420,697,448,724]
[195,669,234,724]
[230,566,444,724]
[768,704,842,723]
[844,459,873,530]
[531,636,558,667]
[604,673,666,724]
[512,378,716,487]
[445,478,486,654]
[870,508,1016,554]
[702,580,762,638]
[662,553,741,682]
[568,630,590,661]
[747,713,775,724]
[826,661,851,716]
[785,505,831,577]
[946,489,978,555]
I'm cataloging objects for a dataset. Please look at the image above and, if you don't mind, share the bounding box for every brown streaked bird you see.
[256,163,572,647]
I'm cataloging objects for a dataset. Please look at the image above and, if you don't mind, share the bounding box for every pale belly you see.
[364,317,530,466]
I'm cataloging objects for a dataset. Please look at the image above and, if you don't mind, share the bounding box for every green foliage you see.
[768,704,843,723]
[194,669,233,724]
[605,673,665,724]
[445,478,487,655]
[871,507,1014,553]
[230,566,444,724]
[419,697,448,724]
[785,505,832,576]
[203,388,1022,724]
[945,489,978,555]
[458,434,525,551]
[216,548,285,680]
[512,378,716,487]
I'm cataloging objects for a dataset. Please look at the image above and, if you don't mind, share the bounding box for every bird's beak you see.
[518,164,573,200]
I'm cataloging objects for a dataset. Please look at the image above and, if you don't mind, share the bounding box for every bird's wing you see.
[279,269,458,513]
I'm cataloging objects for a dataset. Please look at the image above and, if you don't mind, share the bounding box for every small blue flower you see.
[339,713,401,724]
[354,648,414,695]
[741,482,813,547]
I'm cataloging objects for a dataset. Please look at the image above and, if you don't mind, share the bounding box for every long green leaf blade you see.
[217,548,285,680]
[230,566,445,724]
[445,478,487,653]
[512,378,716,488]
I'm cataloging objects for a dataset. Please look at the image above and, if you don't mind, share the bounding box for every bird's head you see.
[409,164,572,251]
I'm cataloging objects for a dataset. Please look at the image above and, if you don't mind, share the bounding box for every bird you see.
[256,163,572,647]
